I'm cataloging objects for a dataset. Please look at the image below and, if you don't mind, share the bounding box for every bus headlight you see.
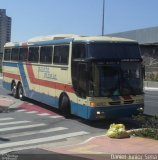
[97,111,101,115]
[96,111,105,119]
[137,107,144,113]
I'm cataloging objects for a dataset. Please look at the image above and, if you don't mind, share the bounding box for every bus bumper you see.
[87,103,144,120]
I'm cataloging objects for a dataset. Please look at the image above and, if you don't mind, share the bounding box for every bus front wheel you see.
[59,94,71,118]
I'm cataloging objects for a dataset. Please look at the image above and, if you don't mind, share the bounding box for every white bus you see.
[2,34,144,120]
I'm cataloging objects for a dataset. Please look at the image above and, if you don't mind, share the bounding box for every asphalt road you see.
[0,78,158,155]
[144,90,158,116]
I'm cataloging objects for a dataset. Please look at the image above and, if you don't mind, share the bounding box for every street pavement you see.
[42,135,158,160]
[0,95,105,156]
[0,96,158,160]
[0,102,91,154]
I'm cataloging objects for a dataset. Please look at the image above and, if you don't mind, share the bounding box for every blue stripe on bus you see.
[18,63,30,97]
[3,81,59,108]
[3,81,11,91]
[71,101,142,120]
[27,90,58,108]
[3,62,18,67]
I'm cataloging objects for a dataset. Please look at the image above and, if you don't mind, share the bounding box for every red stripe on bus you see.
[26,64,74,93]
[3,72,21,81]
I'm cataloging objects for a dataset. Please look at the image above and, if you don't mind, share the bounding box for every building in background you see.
[0,9,11,55]
[107,27,158,81]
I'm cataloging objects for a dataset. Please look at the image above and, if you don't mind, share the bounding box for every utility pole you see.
[102,0,105,36]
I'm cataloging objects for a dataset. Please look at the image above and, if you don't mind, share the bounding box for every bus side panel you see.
[3,79,11,91]
[3,62,20,91]
[20,63,59,108]
[71,101,88,119]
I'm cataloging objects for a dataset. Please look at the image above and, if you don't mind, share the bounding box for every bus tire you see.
[11,81,18,98]
[17,83,25,101]
[59,94,71,118]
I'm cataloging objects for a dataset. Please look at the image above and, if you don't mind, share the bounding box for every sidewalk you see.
[0,96,15,108]
[41,135,158,160]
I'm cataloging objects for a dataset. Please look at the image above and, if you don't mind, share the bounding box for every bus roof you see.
[73,35,136,43]
[4,34,137,48]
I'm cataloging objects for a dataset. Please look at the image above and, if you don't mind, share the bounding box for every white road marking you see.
[145,100,158,104]
[4,127,68,138]
[26,111,39,114]
[0,123,46,132]
[0,131,89,149]
[0,99,14,102]
[145,94,158,98]
[50,115,63,118]
[28,103,34,105]
[37,113,51,116]
[16,109,26,112]
[0,117,15,121]
[0,121,30,126]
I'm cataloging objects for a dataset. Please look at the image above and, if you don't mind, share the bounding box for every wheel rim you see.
[12,84,16,96]
[19,85,23,99]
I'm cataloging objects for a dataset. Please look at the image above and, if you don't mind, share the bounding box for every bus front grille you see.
[109,101,121,105]
[124,100,134,104]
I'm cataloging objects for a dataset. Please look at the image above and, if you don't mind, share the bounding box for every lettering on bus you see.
[38,66,57,80]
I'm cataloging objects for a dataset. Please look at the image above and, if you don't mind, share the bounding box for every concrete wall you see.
[107,26,158,45]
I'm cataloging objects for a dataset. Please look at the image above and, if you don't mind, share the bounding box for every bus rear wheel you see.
[17,83,25,100]
[59,94,71,118]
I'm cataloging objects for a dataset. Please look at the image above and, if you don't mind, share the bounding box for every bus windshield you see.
[87,43,141,59]
[92,62,143,97]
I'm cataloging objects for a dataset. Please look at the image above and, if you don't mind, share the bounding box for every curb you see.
[0,96,23,111]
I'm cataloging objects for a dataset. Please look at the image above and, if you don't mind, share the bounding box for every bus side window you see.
[53,45,69,65]
[4,48,11,61]
[19,48,28,62]
[40,46,53,64]
[28,47,39,63]
[11,48,19,61]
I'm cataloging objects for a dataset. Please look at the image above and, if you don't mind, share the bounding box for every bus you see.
[2,34,144,120]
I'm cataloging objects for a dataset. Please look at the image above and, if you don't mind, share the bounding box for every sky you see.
[1,0,158,42]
